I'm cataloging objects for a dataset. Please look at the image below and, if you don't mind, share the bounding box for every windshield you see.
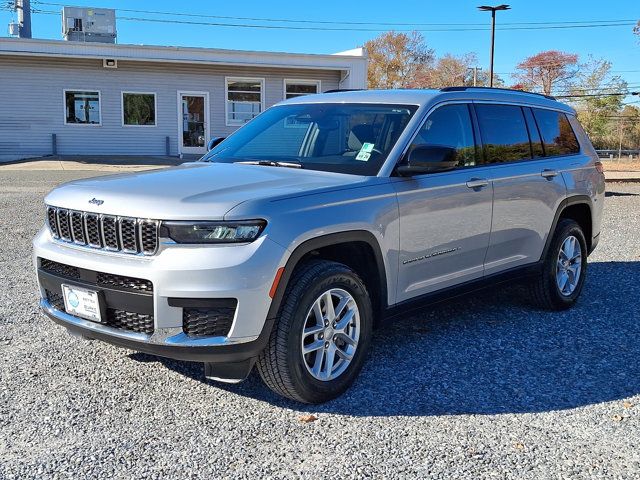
[202,103,418,175]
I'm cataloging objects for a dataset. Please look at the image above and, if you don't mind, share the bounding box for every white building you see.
[0,37,367,161]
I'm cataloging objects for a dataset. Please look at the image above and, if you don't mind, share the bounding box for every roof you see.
[0,37,367,72]
[282,87,576,114]
[282,89,439,105]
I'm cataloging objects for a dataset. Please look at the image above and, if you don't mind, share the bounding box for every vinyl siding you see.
[0,55,342,161]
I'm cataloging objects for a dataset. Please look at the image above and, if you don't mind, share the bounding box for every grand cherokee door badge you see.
[403,247,460,265]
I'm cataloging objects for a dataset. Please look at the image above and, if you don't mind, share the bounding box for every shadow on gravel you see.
[132,261,640,417]
[604,191,640,197]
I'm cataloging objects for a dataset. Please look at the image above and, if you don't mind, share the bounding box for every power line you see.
[496,69,640,75]
[494,71,640,85]
[554,81,640,90]
[501,65,634,73]
[552,85,640,95]
[24,7,640,96]
[555,92,638,98]
[29,2,638,28]
[27,7,636,33]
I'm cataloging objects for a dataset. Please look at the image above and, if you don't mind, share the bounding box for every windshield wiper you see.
[234,160,303,169]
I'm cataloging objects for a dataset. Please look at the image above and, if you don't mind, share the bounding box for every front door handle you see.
[541,169,559,179]
[466,178,489,189]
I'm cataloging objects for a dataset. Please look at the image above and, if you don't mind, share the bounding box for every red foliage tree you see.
[513,50,579,96]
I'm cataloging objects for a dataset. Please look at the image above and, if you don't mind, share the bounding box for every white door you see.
[178,92,209,156]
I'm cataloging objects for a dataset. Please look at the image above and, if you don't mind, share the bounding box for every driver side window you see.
[413,104,477,167]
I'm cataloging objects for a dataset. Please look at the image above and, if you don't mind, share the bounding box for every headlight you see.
[160,220,266,244]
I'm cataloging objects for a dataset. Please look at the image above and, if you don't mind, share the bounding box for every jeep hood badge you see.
[88,198,104,206]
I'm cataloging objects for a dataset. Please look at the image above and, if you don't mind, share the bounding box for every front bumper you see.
[33,226,288,361]
[41,298,275,363]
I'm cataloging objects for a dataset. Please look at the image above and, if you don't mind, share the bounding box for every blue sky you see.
[2,0,639,91]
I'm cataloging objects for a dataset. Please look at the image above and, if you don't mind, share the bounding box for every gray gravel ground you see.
[1,170,639,479]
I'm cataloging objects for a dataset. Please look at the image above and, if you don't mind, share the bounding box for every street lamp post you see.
[478,4,510,87]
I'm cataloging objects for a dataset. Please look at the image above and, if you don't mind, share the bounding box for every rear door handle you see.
[541,169,559,179]
[466,178,489,189]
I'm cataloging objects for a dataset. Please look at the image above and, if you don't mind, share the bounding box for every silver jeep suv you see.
[34,87,605,403]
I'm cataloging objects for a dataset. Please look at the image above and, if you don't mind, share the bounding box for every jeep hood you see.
[45,162,367,220]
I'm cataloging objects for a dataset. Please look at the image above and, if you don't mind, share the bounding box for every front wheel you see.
[256,259,373,403]
[530,219,588,310]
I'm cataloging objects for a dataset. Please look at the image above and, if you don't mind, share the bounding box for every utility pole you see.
[15,0,32,38]
[478,5,510,87]
[618,117,623,161]
[471,67,482,86]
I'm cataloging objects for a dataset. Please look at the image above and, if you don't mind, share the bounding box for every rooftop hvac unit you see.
[62,6,116,43]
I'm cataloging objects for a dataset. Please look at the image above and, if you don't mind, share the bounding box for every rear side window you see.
[532,108,580,156]
[413,104,476,167]
[475,104,531,163]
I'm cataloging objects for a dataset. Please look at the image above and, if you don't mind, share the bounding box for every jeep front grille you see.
[46,206,159,255]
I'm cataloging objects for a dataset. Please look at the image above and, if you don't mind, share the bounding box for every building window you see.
[64,90,100,125]
[284,79,320,99]
[226,77,264,125]
[122,92,156,126]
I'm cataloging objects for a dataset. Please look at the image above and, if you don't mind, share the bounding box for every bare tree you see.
[408,52,504,88]
[417,53,477,87]
[364,31,435,89]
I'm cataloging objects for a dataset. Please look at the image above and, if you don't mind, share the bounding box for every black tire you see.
[530,219,588,310]
[256,259,373,403]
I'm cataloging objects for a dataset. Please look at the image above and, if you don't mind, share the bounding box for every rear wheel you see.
[257,259,373,403]
[530,219,588,310]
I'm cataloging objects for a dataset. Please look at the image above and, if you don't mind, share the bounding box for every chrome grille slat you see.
[45,206,159,256]
[119,217,139,253]
[139,220,159,255]
[84,212,102,248]
[57,209,72,241]
[69,211,86,245]
[46,206,60,238]
[101,215,120,251]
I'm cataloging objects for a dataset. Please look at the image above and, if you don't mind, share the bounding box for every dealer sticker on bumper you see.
[62,284,102,323]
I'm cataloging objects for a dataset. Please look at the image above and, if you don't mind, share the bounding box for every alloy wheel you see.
[556,235,582,296]
[300,288,360,381]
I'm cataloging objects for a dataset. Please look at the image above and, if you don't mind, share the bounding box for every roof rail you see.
[323,89,365,93]
[439,86,556,101]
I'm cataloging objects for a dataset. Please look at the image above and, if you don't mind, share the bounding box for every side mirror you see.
[396,145,458,176]
[207,137,226,151]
